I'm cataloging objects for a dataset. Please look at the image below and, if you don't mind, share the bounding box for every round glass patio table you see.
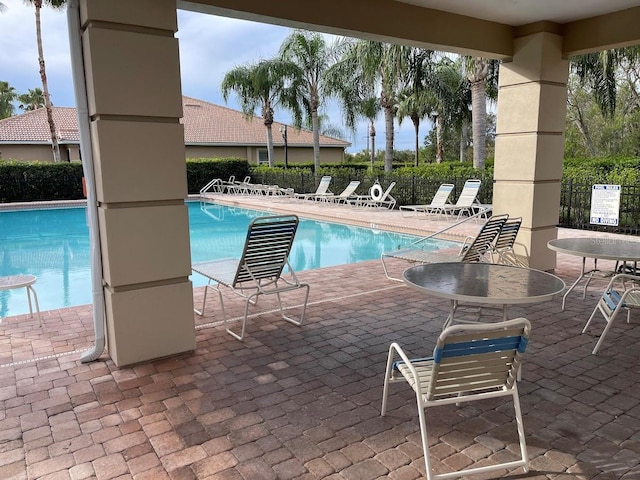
[403,262,566,329]
[547,237,640,310]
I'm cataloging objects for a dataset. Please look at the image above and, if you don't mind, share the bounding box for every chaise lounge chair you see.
[326,180,361,204]
[349,182,397,209]
[400,183,455,219]
[294,175,332,201]
[440,179,482,219]
[381,213,509,281]
[192,214,310,340]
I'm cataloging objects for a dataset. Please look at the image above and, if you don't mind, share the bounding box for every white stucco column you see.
[493,29,569,271]
[80,0,195,366]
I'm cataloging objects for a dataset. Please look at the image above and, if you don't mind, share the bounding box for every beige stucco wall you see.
[186,145,345,164]
[80,0,195,367]
[0,144,80,162]
[494,30,568,271]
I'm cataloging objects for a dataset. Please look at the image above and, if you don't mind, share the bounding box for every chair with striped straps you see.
[192,214,310,340]
[381,318,531,480]
[582,273,640,354]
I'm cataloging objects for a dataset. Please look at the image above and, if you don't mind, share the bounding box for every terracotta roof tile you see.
[0,97,350,148]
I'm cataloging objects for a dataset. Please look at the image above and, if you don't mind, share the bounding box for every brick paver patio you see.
[0,196,639,479]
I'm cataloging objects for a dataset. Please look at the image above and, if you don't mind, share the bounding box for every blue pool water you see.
[0,202,455,317]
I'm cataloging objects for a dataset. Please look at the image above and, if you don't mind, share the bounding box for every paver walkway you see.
[0,196,639,479]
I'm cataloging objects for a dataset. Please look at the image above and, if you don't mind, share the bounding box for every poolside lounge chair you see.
[350,182,397,209]
[440,179,482,219]
[381,213,509,281]
[582,273,640,354]
[192,214,310,340]
[400,183,455,218]
[294,175,332,200]
[490,217,523,265]
[381,318,531,480]
[325,180,361,204]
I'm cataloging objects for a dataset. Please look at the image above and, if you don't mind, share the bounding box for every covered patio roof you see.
[178,0,640,58]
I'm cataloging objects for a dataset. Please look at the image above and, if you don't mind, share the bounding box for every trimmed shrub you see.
[0,161,84,202]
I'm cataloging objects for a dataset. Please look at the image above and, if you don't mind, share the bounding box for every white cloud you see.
[1,4,423,153]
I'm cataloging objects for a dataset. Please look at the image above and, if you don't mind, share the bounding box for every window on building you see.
[257,149,269,165]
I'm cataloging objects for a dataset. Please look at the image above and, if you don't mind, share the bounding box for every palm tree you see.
[18,87,45,111]
[0,81,17,119]
[396,49,435,166]
[340,40,412,172]
[571,47,640,118]
[221,59,300,167]
[280,30,340,171]
[435,57,472,162]
[25,0,66,162]
[465,57,499,168]
[0,3,7,12]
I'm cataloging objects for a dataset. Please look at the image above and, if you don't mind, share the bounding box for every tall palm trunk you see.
[411,115,420,166]
[436,115,444,163]
[34,0,61,162]
[459,118,469,162]
[471,79,486,168]
[383,106,394,172]
[369,122,376,169]
[311,107,320,171]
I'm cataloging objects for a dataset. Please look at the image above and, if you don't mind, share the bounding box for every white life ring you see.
[370,184,384,201]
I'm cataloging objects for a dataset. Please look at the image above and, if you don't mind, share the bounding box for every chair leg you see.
[416,398,434,480]
[591,308,624,355]
[194,280,213,316]
[225,291,252,341]
[512,385,529,472]
[381,347,395,416]
[582,302,602,333]
[276,285,310,326]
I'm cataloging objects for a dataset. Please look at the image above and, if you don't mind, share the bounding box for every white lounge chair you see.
[192,214,310,340]
[294,176,332,200]
[381,213,508,281]
[326,181,361,204]
[350,182,396,209]
[381,318,531,480]
[400,183,454,218]
[440,179,482,218]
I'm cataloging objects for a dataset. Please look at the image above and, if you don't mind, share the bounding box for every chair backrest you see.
[461,213,509,261]
[315,176,332,195]
[454,179,482,207]
[426,318,531,401]
[339,181,360,198]
[430,184,455,207]
[234,215,299,286]
[379,182,396,201]
[494,217,522,251]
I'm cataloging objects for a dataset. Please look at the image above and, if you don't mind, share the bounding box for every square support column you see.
[494,30,569,270]
[80,0,195,366]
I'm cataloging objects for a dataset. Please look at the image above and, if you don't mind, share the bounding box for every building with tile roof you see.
[0,96,350,163]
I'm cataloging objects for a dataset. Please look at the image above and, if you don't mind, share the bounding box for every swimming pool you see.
[0,202,456,317]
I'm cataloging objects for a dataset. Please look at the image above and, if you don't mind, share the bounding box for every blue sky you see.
[0,2,427,153]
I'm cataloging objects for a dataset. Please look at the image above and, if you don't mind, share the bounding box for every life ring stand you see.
[370,184,384,201]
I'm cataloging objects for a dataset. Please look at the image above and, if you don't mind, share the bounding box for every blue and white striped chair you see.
[583,273,640,354]
[381,318,531,480]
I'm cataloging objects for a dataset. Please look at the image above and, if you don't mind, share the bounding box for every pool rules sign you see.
[590,184,621,226]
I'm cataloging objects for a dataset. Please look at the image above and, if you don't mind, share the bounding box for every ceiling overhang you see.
[178,0,640,60]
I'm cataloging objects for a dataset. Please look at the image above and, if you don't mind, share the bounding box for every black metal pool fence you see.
[251,172,640,235]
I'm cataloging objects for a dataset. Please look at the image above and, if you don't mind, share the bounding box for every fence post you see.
[566,178,573,227]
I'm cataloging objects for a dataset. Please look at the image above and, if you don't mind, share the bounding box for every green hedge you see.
[0,158,252,202]
[1,156,639,203]
[0,162,85,202]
